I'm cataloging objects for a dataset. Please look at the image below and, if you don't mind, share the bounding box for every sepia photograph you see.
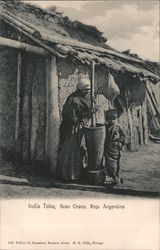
[0,0,159,249]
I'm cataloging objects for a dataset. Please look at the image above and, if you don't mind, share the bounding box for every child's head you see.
[105,109,117,125]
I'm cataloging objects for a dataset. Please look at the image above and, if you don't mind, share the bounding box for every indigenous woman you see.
[57,78,92,182]
[104,109,125,185]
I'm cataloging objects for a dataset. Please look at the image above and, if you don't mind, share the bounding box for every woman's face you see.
[79,89,90,97]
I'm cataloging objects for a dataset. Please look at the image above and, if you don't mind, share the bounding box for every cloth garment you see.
[104,123,125,180]
[57,90,91,181]
[58,128,83,181]
[77,78,90,90]
[99,73,120,101]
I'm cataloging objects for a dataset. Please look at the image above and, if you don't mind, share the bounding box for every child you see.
[104,109,125,186]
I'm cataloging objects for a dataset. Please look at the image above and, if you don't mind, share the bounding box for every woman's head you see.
[77,78,90,97]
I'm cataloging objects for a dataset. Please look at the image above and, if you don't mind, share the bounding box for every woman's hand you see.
[91,105,100,113]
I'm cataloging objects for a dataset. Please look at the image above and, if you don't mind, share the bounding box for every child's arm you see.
[112,125,125,145]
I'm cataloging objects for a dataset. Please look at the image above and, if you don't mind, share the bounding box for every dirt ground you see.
[0,142,159,199]
[120,142,160,192]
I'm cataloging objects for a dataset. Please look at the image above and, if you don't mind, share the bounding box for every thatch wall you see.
[113,75,147,150]
[0,47,17,154]
[0,47,47,171]
[21,53,46,165]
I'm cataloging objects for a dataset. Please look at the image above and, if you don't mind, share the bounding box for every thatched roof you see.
[0,0,159,84]
[122,50,160,76]
[143,61,160,76]
[0,0,109,48]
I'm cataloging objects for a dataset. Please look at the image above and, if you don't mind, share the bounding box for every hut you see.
[122,51,160,137]
[0,1,159,175]
[143,61,160,135]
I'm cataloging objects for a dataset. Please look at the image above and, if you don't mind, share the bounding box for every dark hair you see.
[105,109,117,120]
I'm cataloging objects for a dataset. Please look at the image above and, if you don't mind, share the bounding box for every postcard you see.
[0,1,159,249]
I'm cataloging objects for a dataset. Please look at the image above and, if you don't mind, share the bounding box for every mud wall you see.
[56,59,110,123]
[56,60,148,151]
[57,58,90,120]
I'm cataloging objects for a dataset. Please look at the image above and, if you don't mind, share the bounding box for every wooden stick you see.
[1,11,36,35]
[3,10,38,34]
[0,13,66,58]
[45,58,50,162]
[141,96,148,144]
[91,61,96,127]
[15,36,23,162]
[139,105,143,145]
[45,56,60,174]
[0,36,50,57]
[125,90,134,150]
[15,50,22,141]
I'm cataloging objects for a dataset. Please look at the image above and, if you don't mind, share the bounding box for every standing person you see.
[104,109,125,186]
[57,78,92,182]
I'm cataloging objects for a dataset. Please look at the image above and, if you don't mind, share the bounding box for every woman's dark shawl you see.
[59,91,91,146]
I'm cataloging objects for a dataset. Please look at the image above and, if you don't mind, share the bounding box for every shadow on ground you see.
[0,142,159,199]
[0,171,159,199]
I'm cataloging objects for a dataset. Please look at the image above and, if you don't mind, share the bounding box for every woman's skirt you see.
[58,132,83,181]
